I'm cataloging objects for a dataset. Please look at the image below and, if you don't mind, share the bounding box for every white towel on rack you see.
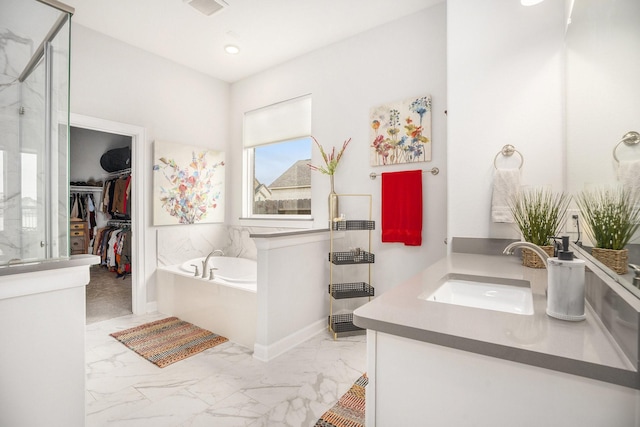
[491,168,520,223]
[617,159,640,200]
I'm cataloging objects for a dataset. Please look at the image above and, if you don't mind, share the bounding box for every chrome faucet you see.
[202,249,224,278]
[503,241,549,268]
[629,264,640,288]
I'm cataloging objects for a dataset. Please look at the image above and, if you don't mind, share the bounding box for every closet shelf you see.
[70,185,103,192]
[328,282,375,299]
[104,168,131,178]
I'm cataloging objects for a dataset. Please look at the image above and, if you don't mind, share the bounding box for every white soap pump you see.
[546,236,586,321]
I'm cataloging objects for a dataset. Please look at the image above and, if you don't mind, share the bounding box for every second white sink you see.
[419,273,534,315]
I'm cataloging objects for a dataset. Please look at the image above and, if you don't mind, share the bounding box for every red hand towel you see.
[381,170,423,246]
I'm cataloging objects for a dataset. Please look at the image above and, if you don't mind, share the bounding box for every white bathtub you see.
[179,256,257,288]
[162,256,257,292]
[157,256,257,348]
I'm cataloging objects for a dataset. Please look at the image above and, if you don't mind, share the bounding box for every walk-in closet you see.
[70,126,133,323]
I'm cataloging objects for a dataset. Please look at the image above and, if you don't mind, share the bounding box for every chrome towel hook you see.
[494,144,523,169]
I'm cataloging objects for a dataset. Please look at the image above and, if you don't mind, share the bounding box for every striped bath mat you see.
[110,317,228,368]
[314,374,367,427]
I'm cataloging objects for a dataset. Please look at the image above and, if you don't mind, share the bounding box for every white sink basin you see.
[419,274,534,315]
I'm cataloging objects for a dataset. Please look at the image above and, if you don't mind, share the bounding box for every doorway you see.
[69,113,146,318]
[70,126,133,323]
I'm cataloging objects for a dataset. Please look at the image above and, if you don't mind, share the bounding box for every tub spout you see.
[503,241,549,268]
[202,249,225,278]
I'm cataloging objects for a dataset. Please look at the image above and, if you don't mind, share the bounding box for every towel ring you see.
[612,131,640,164]
[493,144,523,169]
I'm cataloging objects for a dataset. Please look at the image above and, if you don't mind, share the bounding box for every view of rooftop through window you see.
[252,137,312,215]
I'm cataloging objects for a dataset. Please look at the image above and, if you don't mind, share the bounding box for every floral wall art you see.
[152,140,225,225]
[370,95,432,166]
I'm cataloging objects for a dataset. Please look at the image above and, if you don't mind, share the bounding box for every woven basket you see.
[522,245,555,269]
[591,248,628,275]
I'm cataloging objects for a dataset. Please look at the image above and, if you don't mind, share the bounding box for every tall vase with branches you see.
[308,136,351,221]
[509,188,571,268]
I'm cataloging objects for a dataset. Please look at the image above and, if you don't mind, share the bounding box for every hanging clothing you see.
[100,174,132,219]
[92,224,132,276]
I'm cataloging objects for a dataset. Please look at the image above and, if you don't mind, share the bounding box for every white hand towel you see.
[617,160,640,200]
[491,168,520,223]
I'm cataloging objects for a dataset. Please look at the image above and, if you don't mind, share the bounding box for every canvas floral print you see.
[370,95,432,166]
[153,140,225,225]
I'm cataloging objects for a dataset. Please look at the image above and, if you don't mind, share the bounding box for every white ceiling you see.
[66,0,443,83]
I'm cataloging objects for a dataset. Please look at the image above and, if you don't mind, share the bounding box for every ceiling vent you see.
[183,0,228,16]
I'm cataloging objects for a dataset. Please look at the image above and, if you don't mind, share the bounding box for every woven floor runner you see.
[314,374,367,427]
[110,317,228,368]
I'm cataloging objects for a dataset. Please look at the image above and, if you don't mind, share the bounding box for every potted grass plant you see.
[509,188,571,268]
[575,187,640,275]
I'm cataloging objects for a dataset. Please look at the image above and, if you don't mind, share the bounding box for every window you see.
[243,95,313,219]
[249,137,312,216]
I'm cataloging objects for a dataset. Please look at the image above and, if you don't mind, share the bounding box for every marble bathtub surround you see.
[156,224,292,267]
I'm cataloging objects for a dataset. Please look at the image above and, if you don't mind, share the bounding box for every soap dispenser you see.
[546,236,586,321]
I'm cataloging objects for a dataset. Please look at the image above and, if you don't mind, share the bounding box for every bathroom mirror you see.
[566,0,640,298]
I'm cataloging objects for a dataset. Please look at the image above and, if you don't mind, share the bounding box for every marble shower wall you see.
[156,225,284,266]
[0,26,37,262]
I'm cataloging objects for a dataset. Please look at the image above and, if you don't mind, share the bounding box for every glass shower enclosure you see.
[0,0,73,265]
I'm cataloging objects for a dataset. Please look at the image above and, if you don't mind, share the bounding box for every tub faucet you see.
[503,241,549,268]
[202,249,224,278]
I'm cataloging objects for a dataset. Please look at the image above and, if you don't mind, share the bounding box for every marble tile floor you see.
[86,313,366,427]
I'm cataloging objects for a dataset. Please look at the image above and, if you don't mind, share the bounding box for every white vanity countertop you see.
[353,252,639,390]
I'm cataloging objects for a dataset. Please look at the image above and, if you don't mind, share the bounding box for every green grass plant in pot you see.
[575,187,640,275]
[509,188,571,268]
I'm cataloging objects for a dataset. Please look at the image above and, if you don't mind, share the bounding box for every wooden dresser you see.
[70,220,89,255]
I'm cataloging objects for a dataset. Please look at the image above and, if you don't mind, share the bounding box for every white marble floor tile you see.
[86,313,366,427]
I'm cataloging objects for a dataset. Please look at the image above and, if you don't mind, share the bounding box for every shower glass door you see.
[0,0,71,264]
[19,54,46,260]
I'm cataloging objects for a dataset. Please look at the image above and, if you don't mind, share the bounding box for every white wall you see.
[69,0,568,304]
[447,0,565,241]
[70,24,230,302]
[230,3,449,294]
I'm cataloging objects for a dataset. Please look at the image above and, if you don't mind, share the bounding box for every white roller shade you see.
[243,94,312,147]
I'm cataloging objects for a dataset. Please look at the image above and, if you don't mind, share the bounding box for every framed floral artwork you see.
[370,95,432,166]
[152,140,225,225]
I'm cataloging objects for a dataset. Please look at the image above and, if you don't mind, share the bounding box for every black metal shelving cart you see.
[328,194,375,338]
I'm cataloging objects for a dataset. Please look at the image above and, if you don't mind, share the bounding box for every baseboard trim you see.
[253,319,326,362]
[146,301,158,313]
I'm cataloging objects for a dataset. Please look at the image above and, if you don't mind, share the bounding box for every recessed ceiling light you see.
[225,45,240,54]
[521,0,544,5]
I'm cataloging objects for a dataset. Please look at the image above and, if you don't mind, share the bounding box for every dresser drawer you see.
[71,230,85,237]
[70,236,85,250]
[70,222,85,230]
